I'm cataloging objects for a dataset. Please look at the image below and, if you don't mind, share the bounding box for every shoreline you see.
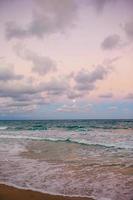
[0,184,94,200]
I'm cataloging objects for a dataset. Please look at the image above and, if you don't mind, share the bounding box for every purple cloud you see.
[5,0,78,40]
[101,34,121,50]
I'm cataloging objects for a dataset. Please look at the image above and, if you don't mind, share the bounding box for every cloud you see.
[103,57,121,66]
[0,98,37,114]
[57,104,79,113]
[0,80,40,99]
[101,21,133,51]
[108,106,118,111]
[99,92,113,98]
[83,0,110,13]
[0,81,49,114]
[85,0,133,13]
[0,74,70,114]
[5,0,78,40]
[5,22,29,40]
[67,90,83,99]
[124,21,133,41]
[0,63,43,113]
[5,0,133,41]
[40,78,68,96]
[101,34,121,50]
[74,65,111,91]
[0,70,70,114]
[57,102,93,113]
[125,93,133,99]
[91,0,108,11]
[75,83,95,91]
[0,59,113,115]
[31,56,57,75]
[14,46,57,75]
[0,65,23,81]
[0,60,68,111]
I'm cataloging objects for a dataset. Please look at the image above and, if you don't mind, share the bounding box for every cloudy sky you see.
[0,0,133,119]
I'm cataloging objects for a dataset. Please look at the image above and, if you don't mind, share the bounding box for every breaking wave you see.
[0,134,132,150]
[0,126,8,130]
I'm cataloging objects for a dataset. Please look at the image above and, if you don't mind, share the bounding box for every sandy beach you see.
[0,184,93,200]
[0,120,132,200]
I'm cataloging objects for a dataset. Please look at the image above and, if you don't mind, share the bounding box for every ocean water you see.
[0,119,133,200]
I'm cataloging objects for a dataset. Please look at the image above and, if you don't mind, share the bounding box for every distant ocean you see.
[0,119,133,200]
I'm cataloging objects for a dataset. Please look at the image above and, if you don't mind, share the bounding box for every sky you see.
[0,0,133,119]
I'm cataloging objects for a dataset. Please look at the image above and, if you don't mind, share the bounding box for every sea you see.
[0,119,133,200]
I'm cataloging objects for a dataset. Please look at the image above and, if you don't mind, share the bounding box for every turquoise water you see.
[0,120,133,200]
[0,119,133,131]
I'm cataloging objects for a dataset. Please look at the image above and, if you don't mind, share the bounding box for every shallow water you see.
[0,120,133,200]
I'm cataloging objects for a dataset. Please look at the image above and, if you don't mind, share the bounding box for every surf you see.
[0,134,132,150]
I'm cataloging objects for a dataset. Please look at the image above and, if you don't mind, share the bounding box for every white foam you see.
[0,126,8,130]
[0,134,132,149]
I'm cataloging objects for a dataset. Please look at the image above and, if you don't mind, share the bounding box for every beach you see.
[1,0,133,199]
[0,184,93,200]
[0,120,133,200]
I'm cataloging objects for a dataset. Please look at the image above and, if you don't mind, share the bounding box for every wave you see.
[0,125,133,132]
[0,126,8,130]
[0,181,93,199]
[0,134,132,150]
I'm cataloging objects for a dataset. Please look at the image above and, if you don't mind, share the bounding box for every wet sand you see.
[0,184,93,200]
